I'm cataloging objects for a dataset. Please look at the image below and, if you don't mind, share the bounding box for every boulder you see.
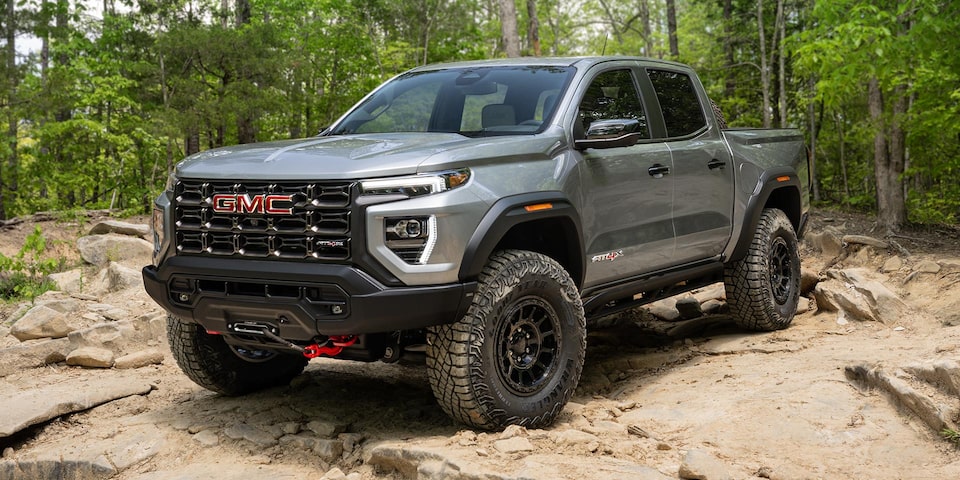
[10,305,75,341]
[306,419,349,438]
[799,268,820,296]
[66,346,115,368]
[114,349,164,369]
[842,234,889,249]
[805,226,843,257]
[700,299,726,315]
[675,296,703,320]
[645,297,681,321]
[85,262,143,295]
[88,220,150,237]
[67,315,165,357]
[46,269,85,295]
[493,436,535,453]
[812,269,908,324]
[881,256,904,273]
[913,260,941,274]
[845,364,953,434]
[0,338,70,378]
[0,376,152,437]
[34,298,82,315]
[76,234,152,267]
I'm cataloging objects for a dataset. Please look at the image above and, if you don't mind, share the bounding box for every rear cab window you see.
[646,69,707,138]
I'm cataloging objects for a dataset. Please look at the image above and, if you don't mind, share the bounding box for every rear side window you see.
[647,69,706,137]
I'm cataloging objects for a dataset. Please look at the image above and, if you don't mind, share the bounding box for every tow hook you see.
[302,335,358,359]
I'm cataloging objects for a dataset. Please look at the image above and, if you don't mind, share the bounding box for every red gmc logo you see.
[211,194,294,215]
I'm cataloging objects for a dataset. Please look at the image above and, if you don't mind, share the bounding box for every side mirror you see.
[574,118,644,150]
[584,119,639,139]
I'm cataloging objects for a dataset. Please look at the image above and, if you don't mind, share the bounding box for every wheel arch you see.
[458,192,585,288]
[729,169,803,263]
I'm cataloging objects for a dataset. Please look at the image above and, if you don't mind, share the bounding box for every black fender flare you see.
[729,167,803,262]
[458,192,585,286]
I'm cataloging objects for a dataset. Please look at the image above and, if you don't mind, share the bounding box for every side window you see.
[578,69,649,139]
[647,69,707,137]
[356,81,440,133]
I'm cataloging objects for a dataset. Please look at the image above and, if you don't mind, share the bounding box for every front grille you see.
[174,180,353,261]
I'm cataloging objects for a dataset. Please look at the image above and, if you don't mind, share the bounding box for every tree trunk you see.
[640,0,652,57]
[777,0,787,128]
[2,0,18,220]
[757,0,772,128]
[235,0,255,143]
[807,77,820,203]
[869,78,907,232]
[834,111,849,198]
[526,0,541,56]
[723,0,735,97]
[235,0,250,26]
[498,0,521,57]
[666,0,679,59]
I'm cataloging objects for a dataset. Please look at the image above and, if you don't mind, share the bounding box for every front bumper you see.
[142,256,476,338]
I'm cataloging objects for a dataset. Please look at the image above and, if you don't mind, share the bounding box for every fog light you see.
[384,215,436,264]
[391,218,423,238]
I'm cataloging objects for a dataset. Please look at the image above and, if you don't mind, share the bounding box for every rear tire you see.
[724,208,801,331]
[427,250,586,430]
[167,315,307,395]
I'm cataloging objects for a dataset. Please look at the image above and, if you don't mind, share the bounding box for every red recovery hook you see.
[302,335,358,359]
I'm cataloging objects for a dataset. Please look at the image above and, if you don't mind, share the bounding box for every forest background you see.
[1,0,958,232]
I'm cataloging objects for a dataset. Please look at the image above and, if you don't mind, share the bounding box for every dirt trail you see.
[1,211,959,479]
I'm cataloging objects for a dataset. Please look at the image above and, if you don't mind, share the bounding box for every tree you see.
[526,0,541,56]
[796,0,960,229]
[665,0,678,58]
[499,0,521,57]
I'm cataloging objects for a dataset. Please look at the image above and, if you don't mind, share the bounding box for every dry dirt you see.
[1,209,960,479]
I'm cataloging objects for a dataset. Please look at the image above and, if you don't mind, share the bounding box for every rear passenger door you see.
[644,68,734,264]
[575,66,676,288]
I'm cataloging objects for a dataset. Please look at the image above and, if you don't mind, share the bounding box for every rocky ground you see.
[0,210,959,480]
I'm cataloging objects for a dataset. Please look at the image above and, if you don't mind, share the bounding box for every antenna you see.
[602,36,608,56]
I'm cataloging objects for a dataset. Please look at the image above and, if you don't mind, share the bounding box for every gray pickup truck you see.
[143,56,808,430]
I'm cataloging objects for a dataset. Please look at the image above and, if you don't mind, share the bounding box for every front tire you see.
[427,250,586,430]
[167,315,308,395]
[724,208,801,331]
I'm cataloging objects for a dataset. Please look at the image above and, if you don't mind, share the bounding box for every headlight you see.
[360,169,470,197]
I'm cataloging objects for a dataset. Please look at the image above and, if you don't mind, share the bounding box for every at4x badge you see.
[591,249,624,263]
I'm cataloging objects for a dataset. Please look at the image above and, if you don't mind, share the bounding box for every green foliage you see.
[0,227,63,301]
[942,428,960,447]
[1,0,959,228]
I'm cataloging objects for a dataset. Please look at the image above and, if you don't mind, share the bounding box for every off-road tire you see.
[167,315,307,395]
[426,250,586,430]
[724,208,801,331]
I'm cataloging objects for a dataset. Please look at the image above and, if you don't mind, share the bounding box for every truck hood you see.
[174,133,563,181]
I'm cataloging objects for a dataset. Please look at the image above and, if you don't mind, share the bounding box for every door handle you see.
[648,164,670,178]
[707,159,727,170]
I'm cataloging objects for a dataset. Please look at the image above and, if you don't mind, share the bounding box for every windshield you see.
[329,66,575,137]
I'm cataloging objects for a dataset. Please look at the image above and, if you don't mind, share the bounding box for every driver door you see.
[576,67,676,288]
